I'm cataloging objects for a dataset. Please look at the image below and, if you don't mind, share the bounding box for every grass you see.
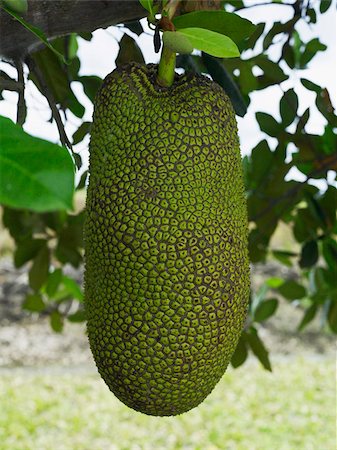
[0,357,335,450]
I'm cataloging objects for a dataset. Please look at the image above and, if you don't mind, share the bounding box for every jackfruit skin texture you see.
[84,63,250,416]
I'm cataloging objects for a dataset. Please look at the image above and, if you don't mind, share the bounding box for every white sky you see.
[0,1,336,187]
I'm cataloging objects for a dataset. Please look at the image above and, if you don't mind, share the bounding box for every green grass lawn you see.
[0,357,335,450]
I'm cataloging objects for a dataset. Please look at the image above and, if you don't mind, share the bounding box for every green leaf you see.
[124,20,143,36]
[265,277,284,289]
[246,327,272,371]
[299,240,318,268]
[2,6,67,64]
[280,89,298,127]
[231,333,248,368]
[298,304,318,331]
[67,309,86,323]
[202,53,247,117]
[272,250,297,267]
[320,0,332,13]
[46,268,63,298]
[243,22,265,50]
[72,122,91,145]
[300,38,327,68]
[254,298,278,322]
[256,112,282,137]
[2,0,27,14]
[254,56,288,89]
[28,245,50,291]
[322,238,337,273]
[116,34,145,66]
[139,0,153,14]
[14,238,46,268]
[50,310,64,333]
[0,116,74,212]
[328,301,337,333]
[176,28,240,58]
[77,76,102,103]
[173,11,255,44]
[22,293,45,312]
[62,275,83,302]
[300,78,320,92]
[31,47,84,118]
[278,280,306,300]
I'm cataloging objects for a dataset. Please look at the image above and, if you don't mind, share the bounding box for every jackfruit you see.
[84,62,250,416]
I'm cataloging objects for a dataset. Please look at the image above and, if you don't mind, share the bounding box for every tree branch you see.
[0,0,146,60]
[14,60,26,126]
[26,56,72,150]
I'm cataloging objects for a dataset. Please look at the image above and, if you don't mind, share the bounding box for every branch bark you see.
[0,0,146,60]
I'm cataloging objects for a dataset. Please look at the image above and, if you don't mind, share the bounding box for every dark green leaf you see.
[46,268,63,298]
[78,75,102,103]
[77,170,88,190]
[14,238,46,268]
[294,208,319,242]
[173,11,255,44]
[254,56,288,89]
[256,112,282,137]
[296,108,310,134]
[176,54,206,73]
[28,245,50,291]
[202,54,247,117]
[116,34,145,66]
[67,309,86,322]
[243,22,265,50]
[50,310,64,333]
[254,298,278,322]
[306,8,317,24]
[72,122,91,145]
[328,301,337,333]
[22,293,45,312]
[300,78,320,92]
[320,0,332,13]
[300,38,327,68]
[278,280,306,300]
[299,240,318,268]
[246,327,272,371]
[0,116,74,212]
[124,20,143,36]
[231,333,248,368]
[280,89,298,127]
[322,238,337,272]
[78,32,92,41]
[273,250,297,267]
[31,47,84,117]
[298,304,318,331]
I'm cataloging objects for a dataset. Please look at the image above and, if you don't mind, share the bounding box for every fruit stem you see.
[157,44,176,88]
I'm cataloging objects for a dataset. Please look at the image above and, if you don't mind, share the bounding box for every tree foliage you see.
[0,0,336,370]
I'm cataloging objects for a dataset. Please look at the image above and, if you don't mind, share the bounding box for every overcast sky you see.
[0,1,336,187]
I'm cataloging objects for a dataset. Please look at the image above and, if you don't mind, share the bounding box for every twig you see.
[26,56,72,150]
[14,60,26,126]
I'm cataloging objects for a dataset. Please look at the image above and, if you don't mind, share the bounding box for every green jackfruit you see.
[84,63,250,416]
